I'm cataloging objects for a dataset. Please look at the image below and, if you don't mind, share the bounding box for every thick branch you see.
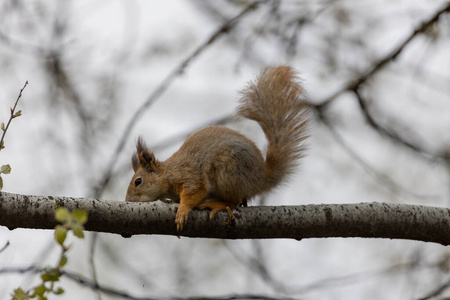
[1,192,449,245]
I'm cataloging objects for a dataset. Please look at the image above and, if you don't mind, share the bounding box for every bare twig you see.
[0,266,158,300]
[0,240,10,253]
[0,257,441,300]
[417,277,450,300]
[292,259,422,295]
[0,266,298,300]
[316,110,436,200]
[315,2,450,110]
[89,232,102,300]
[45,52,91,132]
[352,88,441,163]
[92,1,264,198]
[224,240,288,293]
[0,81,28,151]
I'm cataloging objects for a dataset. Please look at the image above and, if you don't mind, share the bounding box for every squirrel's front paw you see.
[175,205,191,231]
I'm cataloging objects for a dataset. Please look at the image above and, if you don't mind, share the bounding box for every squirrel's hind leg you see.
[198,201,236,220]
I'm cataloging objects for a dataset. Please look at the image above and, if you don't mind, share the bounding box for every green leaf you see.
[72,210,88,225]
[54,287,64,295]
[54,225,67,246]
[59,255,68,267]
[0,140,4,149]
[11,288,30,300]
[0,175,3,190]
[55,207,69,223]
[41,269,61,282]
[72,224,85,239]
[1,164,11,174]
[33,284,47,297]
[13,110,22,118]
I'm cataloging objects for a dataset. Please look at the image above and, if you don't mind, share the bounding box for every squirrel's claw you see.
[175,205,190,231]
[226,207,235,220]
[199,201,235,221]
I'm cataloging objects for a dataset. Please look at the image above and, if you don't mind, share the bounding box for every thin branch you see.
[63,269,154,300]
[0,240,9,253]
[45,52,91,132]
[417,277,450,300]
[315,2,450,110]
[292,259,421,295]
[0,266,299,300]
[1,192,450,245]
[353,88,437,161]
[89,232,102,300]
[316,110,435,200]
[0,81,28,151]
[1,260,434,300]
[92,1,264,198]
[0,266,158,300]
[225,240,288,293]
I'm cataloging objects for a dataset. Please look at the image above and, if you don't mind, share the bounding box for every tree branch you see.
[315,1,450,110]
[0,81,28,151]
[1,265,300,300]
[316,111,434,200]
[1,192,450,245]
[353,88,438,161]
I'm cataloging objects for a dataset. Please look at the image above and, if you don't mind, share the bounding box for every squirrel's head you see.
[126,137,165,202]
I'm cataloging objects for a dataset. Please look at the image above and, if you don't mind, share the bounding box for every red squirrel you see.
[126,66,310,231]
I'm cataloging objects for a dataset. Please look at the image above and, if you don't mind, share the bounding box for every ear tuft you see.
[136,136,146,154]
[131,153,139,172]
[136,137,159,173]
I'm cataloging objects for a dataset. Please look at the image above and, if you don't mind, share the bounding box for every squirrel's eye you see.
[134,178,142,187]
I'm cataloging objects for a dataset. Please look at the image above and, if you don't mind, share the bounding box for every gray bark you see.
[1,191,449,245]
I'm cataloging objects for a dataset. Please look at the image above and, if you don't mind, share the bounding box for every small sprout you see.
[1,122,4,131]
[13,110,22,118]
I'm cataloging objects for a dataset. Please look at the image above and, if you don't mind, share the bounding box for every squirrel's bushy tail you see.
[237,65,310,191]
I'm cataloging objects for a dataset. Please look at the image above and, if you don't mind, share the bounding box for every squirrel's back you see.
[166,125,267,202]
[237,65,310,192]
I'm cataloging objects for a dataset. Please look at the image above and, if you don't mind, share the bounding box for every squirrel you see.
[126,65,310,231]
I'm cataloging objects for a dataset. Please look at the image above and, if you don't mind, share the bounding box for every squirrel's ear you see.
[136,137,159,173]
[131,153,140,172]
